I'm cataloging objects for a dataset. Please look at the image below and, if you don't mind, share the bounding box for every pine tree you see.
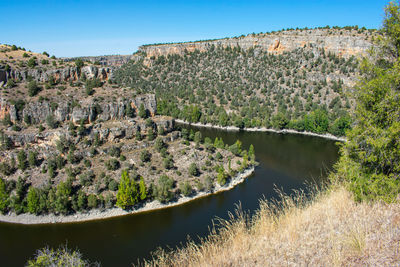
[335,2,400,202]
[248,144,255,163]
[28,151,38,168]
[138,103,147,118]
[17,150,27,171]
[0,178,8,214]
[139,177,147,201]
[55,182,71,215]
[116,170,138,209]
[27,186,40,214]
[217,166,227,185]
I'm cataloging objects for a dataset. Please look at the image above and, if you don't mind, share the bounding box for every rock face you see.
[5,117,174,147]
[2,94,157,125]
[0,65,113,85]
[62,55,133,67]
[139,29,373,59]
[22,101,52,124]
[0,98,15,122]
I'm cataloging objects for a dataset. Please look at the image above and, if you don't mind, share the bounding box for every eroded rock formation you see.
[0,65,113,85]
[139,29,373,59]
[0,94,157,125]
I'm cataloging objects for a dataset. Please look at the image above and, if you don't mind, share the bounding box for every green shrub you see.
[26,246,92,267]
[27,57,37,68]
[154,175,174,203]
[140,150,151,162]
[188,163,199,176]
[27,81,40,97]
[75,59,84,68]
[179,181,192,196]
[105,158,120,171]
[334,2,400,202]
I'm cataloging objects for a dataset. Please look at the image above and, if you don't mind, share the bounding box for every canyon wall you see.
[0,94,157,125]
[0,65,113,85]
[62,55,133,67]
[138,29,373,58]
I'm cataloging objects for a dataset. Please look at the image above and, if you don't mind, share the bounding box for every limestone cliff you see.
[0,94,156,125]
[0,65,113,85]
[62,55,133,67]
[138,29,374,59]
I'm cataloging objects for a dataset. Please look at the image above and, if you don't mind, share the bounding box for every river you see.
[0,126,339,266]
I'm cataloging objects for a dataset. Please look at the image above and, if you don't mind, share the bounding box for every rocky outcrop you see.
[4,116,174,147]
[10,94,157,124]
[139,29,373,59]
[0,65,113,85]
[0,98,18,122]
[22,101,51,124]
[132,94,157,116]
[62,55,133,67]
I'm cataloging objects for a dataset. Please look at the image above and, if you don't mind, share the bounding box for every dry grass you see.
[144,185,400,266]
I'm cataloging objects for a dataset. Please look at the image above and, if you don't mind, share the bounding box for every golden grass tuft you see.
[143,184,400,266]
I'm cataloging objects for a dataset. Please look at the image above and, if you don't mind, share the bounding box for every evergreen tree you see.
[217,166,228,185]
[26,186,40,214]
[155,175,174,203]
[28,151,38,168]
[139,103,147,118]
[139,177,147,201]
[188,163,199,176]
[87,194,98,209]
[55,182,71,215]
[116,170,138,209]
[77,190,87,211]
[248,144,256,163]
[17,150,27,171]
[335,2,400,202]
[0,178,8,214]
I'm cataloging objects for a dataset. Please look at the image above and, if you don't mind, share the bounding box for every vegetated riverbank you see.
[0,167,255,225]
[175,119,346,142]
[144,184,400,266]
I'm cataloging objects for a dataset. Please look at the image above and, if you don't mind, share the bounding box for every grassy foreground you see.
[144,185,400,266]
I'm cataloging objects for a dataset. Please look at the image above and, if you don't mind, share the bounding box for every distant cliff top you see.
[138,27,377,58]
[62,55,133,67]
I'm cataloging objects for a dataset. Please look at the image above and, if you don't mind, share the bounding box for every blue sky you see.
[1,0,388,57]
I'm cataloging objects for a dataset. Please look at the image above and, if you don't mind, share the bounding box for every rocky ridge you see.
[1,93,156,125]
[62,55,133,67]
[0,65,113,86]
[138,28,374,59]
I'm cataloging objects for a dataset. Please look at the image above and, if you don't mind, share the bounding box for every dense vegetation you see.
[115,39,357,136]
[334,2,400,202]
[0,126,254,216]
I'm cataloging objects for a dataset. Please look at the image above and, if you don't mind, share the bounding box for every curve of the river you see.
[0,126,339,267]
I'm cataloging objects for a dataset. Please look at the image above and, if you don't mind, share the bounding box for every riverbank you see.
[0,167,255,225]
[175,119,346,142]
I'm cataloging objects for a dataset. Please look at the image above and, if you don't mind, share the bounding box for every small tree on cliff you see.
[139,103,147,119]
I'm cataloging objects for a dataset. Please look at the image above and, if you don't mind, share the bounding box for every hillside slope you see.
[115,28,376,136]
[145,186,400,266]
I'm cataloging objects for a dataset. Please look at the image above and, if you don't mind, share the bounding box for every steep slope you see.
[116,28,376,136]
[145,186,400,266]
